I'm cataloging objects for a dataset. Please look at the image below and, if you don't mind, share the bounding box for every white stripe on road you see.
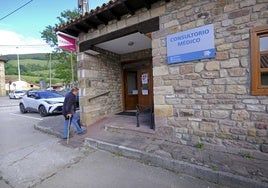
[10,113,43,120]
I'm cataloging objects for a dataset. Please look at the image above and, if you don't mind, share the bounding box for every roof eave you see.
[55,0,170,36]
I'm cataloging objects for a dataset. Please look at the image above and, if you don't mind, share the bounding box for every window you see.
[126,71,138,95]
[251,26,268,95]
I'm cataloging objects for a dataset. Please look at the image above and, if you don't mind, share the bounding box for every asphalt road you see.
[0,96,84,188]
[0,96,226,188]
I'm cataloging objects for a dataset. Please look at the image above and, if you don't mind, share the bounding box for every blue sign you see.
[167,24,215,64]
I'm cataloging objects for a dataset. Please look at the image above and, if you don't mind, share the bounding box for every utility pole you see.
[49,53,52,90]
[16,47,21,81]
[78,0,88,15]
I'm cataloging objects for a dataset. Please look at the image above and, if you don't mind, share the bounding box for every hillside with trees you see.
[3,53,63,84]
[2,9,80,87]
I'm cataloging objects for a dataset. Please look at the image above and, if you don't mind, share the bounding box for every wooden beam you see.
[109,9,121,21]
[74,24,89,33]
[96,14,109,25]
[84,19,98,29]
[143,0,151,9]
[122,1,135,15]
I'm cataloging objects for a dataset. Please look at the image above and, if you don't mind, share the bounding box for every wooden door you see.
[124,70,138,110]
[123,63,153,110]
[137,66,153,107]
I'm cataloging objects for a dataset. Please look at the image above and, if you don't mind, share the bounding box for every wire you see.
[0,44,49,47]
[0,0,34,21]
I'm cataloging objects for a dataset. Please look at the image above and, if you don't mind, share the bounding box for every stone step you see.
[104,124,155,137]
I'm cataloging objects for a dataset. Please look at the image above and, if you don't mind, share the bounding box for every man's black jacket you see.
[62,92,76,116]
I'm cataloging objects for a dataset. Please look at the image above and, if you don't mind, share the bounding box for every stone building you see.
[0,58,7,96]
[56,0,268,153]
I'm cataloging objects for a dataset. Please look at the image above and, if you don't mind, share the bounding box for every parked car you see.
[19,90,65,117]
[9,90,25,99]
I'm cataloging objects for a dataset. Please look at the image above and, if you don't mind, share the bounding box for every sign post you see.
[57,32,78,86]
[57,32,77,52]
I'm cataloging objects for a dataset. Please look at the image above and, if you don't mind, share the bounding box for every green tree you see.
[5,63,17,75]
[41,9,80,84]
[53,51,77,83]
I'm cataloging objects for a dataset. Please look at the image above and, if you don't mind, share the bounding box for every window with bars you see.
[251,26,268,95]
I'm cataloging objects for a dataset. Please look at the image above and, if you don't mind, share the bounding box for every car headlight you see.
[44,100,59,104]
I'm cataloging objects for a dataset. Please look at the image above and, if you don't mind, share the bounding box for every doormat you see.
[116,112,136,116]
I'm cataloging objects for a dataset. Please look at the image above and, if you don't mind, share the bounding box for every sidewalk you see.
[34,114,268,188]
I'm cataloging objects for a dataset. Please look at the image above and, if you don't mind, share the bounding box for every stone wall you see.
[77,48,153,126]
[77,51,122,126]
[77,0,268,152]
[77,4,159,126]
[152,0,268,152]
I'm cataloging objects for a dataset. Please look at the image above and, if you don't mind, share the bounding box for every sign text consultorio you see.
[167,24,215,64]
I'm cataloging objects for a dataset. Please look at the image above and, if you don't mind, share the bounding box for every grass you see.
[6,58,62,84]
[211,165,218,171]
[114,152,123,157]
[239,152,254,159]
[8,58,48,64]
[195,142,204,149]
[5,54,65,85]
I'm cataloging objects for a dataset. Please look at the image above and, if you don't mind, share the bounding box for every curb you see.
[34,124,62,138]
[85,137,268,188]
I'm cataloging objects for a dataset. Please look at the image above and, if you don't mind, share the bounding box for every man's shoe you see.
[63,134,73,139]
[78,130,87,135]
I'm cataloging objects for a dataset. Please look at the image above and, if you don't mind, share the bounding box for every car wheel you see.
[19,103,27,113]
[39,105,48,117]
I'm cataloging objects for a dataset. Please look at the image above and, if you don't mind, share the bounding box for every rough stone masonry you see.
[77,0,268,153]
[151,0,268,153]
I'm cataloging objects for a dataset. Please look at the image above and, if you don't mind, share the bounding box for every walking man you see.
[62,87,85,139]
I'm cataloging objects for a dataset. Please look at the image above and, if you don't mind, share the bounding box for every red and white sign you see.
[57,32,77,52]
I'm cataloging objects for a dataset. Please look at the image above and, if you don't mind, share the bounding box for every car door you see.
[24,91,38,111]
[30,92,41,111]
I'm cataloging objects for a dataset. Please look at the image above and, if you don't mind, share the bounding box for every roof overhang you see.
[95,32,151,54]
[55,0,170,37]
[80,17,159,53]
[55,0,169,54]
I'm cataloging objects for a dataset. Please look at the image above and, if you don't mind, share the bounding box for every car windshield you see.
[15,91,24,93]
[37,92,63,99]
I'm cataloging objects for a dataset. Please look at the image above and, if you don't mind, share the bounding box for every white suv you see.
[19,90,65,117]
[9,90,25,99]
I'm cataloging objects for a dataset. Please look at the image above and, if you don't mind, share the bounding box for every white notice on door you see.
[142,90,148,95]
[142,73,148,84]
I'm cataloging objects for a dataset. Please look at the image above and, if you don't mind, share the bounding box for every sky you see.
[0,0,108,55]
